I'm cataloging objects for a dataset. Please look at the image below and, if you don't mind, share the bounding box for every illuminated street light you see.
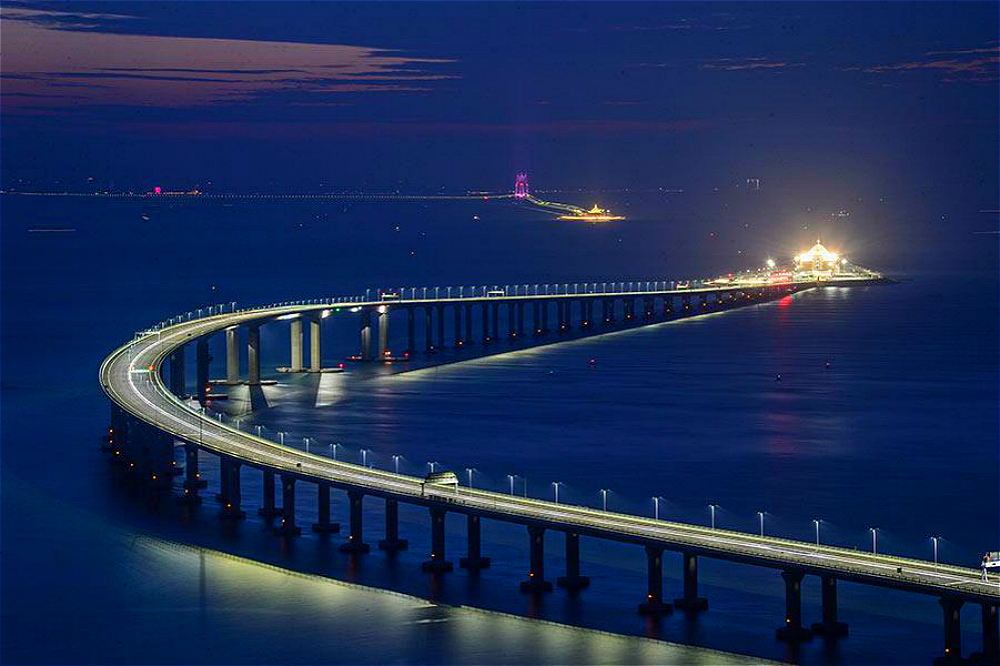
[931,536,940,564]
[361,448,371,467]
[466,467,475,488]
[392,455,401,473]
[507,474,516,495]
[552,481,562,504]
[600,488,610,512]
[766,258,776,269]
[653,496,662,520]
[813,519,821,546]
[709,504,718,530]
[757,511,765,537]
[870,527,878,554]
[428,461,439,473]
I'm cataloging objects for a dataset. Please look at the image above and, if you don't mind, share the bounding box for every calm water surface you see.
[2,196,996,665]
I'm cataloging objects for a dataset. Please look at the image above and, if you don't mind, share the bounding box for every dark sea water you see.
[1,194,997,665]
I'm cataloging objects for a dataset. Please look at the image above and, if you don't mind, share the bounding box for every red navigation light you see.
[338,362,345,368]
[154,186,161,194]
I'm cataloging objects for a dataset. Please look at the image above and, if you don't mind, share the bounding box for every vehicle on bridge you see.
[486,290,505,297]
[422,471,459,496]
[380,292,401,301]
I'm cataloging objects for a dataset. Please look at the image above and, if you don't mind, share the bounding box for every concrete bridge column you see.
[378,307,390,359]
[248,324,261,384]
[460,514,490,570]
[625,298,635,321]
[378,498,408,552]
[976,602,999,664]
[309,315,322,372]
[425,306,434,352]
[258,469,280,517]
[339,490,369,553]
[541,300,549,333]
[406,308,415,356]
[507,302,516,339]
[776,569,812,640]
[533,301,542,335]
[180,444,202,504]
[639,546,672,614]
[436,304,445,350]
[811,575,847,637]
[226,327,240,383]
[312,483,340,533]
[290,318,304,371]
[602,299,611,325]
[557,301,567,334]
[169,345,186,396]
[673,552,708,611]
[516,302,525,337]
[700,294,709,309]
[715,292,724,307]
[464,303,473,346]
[422,507,452,572]
[682,295,692,312]
[938,597,964,664]
[663,295,673,316]
[274,475,301,536]
[453,304,463,348]
[219,457,245,520]
[557,532,589,591]
[520,525,552,592]
[481,303,491,344]
[360,309,373,361]
[492,302,500,341]
[196,338,211,405]
[582,300,592,328]
[644,297,654,319]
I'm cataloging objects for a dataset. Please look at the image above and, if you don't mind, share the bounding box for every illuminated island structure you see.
[556,204,624,222]
[707,240,884,287]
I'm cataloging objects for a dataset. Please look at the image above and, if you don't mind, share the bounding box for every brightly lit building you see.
[710,240,880,287]
[794,240,840,274]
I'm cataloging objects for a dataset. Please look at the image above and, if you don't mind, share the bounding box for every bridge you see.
[100,276,998,665]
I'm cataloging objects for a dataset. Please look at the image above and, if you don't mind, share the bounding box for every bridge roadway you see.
[100,279,999,662]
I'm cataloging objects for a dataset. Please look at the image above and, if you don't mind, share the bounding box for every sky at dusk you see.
[1,1,997,199]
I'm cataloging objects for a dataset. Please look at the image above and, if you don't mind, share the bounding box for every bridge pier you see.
[557,301,567,334]
[274,475,301,536]
[464,303,473,347]
[312,483,340,533]
[520,525,552,593]
[643,297,653,319]
[556,532,589,591]
[453,304,463,348]
[811,575,848,637]
[436,304,445,350]
[935,597,964,665]
[481,303,491,344]
[776,569,812,641]
[405,308,415,356]
[309,315,322,371]
[339,490,369,553]
[516,302,525,337]
[507,302,516,339]
[196,338,211,405]
[533,301,542,335]
[225,327,240,383]
[682,295,691,312]
[459,514,490,570]
[258,469,281,517]
[378,307,390,358]
[972,602,1000,664]
[359,309,373,361]
[378,498,407,551]
[582,299,592,328]
[663,295,673,317]
[541,300,549,333]
[248,324,261,384]
[290,318,303,371]
[219,457,245,519]
[673,552,708,611]
[422,507,452,572]
[700,294,709,310]
[425,306,434,352]
[169,345,186,396]
[639,546,672,615]
[179,443,202,504]
[491,302,500,342]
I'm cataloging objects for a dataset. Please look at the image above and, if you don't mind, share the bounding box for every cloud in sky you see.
[0,6,456,113]
[842,41,999,83]
[699,57,805,72]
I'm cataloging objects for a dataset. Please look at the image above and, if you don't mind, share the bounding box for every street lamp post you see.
[709,504,718,530]
[757,511,765,537]
[813,519,821,546]
[507,475,516,495]
[361,448,370,467]
[466,467,475,488]
[870,527,878,554]
[653,496,661,520]
[552,481,562,504]
[392,455,401,473]
[428,461,439,473]
[600,489,610,512]
[931,536,940,564]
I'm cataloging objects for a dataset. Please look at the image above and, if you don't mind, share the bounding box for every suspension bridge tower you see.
[514,172,529,199]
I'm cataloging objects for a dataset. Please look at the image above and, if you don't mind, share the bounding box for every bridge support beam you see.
[309,315,322,372]
[625,298,635,321]
[533,301,542,335]
[312,483,340,533]
[491,302,500,342]
[811,575,848,637]
[973,602,1000,664]
[226,327,240,383]
[179,443,202,504]
[196,338,211,405]
[582,300,592,328]
[453,304,463,348]
[378,307,390,359]
[360,309,373,361]
[219,457,245,519]
[516,302,525,337]
[507,302,516,339]
[258,469,280,517]
[290,318,303,371]
[464,303,473,347]
[541,300,549,333]
[663,296,673,316]
[436,304,445,350]
[274,475,301,536]
[673,552,708,611]
[378,498,407,551]
[643,297,654,319]
[406,308,415,356]
[169,345,186,396]
[425,306,434,353]
[460,514,490,570]
[339,490,369,553]
[248,325,261,385]
[776,570,812,641]
[639,546,672,614]
[482,303,491,344]
[422,507,452,572]
[520,525,552,593]
[936,597,964,665]
[557,532,589,591]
